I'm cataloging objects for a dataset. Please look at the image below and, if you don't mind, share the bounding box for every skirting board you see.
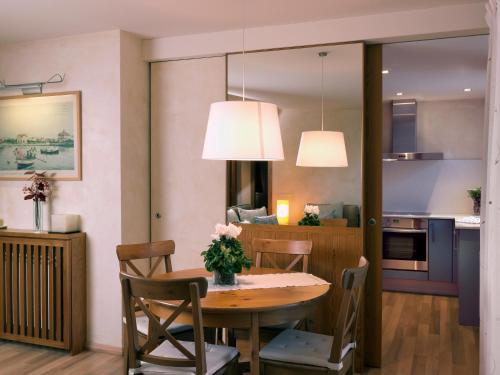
[87,342,123,356]
[383,278,458,296]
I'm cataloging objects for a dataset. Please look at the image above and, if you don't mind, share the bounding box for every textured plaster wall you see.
[0,30,149,349]
[150,57,226,271]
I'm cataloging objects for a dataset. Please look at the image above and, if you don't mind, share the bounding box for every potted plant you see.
[22,171,51,232]
[201,223,252,285]
[467,187,481,216]
[298,205,321,226]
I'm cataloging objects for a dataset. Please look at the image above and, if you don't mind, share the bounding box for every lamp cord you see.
[242,27,245,101]
[242,0,246,102]
[321,53,324,131]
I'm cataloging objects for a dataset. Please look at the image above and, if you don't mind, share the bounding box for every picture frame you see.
[0,91,82,180]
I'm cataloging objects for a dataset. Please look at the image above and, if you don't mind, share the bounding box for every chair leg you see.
[227,355,241,375]
[227,328,237,347]
[123,350,129,375]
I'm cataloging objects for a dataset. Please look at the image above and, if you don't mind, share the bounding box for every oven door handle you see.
[383,228,427,234]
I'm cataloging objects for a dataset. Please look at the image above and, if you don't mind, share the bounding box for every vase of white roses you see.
[298,204,321,226]
[201,223,252,285]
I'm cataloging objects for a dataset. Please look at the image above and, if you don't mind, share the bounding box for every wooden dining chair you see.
[116,240,192,338]
[251,238,313,334]
[116,240,175,277]
[253,238,313,273]
[259,256,369,375]
[121,273,240,375]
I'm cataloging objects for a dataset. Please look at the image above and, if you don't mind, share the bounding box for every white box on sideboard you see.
[51,214,80,233]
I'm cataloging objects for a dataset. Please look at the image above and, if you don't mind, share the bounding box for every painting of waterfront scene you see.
[0,92,81,180]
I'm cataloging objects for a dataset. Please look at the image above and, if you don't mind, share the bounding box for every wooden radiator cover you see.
[0,230,86,354]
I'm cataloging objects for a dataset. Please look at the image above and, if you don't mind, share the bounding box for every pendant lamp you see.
[202,29,284,161]
[296,52,348,167]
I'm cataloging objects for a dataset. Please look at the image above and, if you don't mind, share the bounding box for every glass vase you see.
[473,199,480,216]
[33,200,43,232]
[213,270,236,286]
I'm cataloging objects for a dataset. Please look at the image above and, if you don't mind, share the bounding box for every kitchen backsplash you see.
[383,159,482,214]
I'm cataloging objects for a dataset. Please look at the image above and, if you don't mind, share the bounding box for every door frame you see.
[363,44,383,368]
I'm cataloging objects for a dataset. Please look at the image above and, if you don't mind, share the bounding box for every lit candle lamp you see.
[276,200,290,225]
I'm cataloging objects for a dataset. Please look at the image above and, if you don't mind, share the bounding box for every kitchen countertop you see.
[383,212,481,230]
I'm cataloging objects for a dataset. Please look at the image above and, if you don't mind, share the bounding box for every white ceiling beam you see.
[143,3,487,62]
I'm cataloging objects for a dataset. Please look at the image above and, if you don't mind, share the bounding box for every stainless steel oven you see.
[383,217,428,271]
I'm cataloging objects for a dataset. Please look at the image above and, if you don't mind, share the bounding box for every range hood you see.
[383,100,443,161]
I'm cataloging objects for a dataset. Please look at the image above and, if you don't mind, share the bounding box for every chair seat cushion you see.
[123,316,192,336]
[132,340,238,375]
[259,329,355,371]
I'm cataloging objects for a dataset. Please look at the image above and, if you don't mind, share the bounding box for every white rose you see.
[227,223,242,239]
[304,204,319,216]
[212,223,242,240]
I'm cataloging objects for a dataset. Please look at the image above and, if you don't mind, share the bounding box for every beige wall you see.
[383,99,484,214]
[0,30,149,349]
[150,57,226,271]
[417,99,484,160]
[383,99,485,159]
[120,31,150,245]
[273,106,362,224]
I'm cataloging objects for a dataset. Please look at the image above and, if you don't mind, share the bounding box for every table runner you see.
[206,272,330,292]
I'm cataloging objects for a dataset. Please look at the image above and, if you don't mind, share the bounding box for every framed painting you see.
[0,91,81,180]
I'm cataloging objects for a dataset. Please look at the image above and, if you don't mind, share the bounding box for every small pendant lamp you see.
[202,28,284,161]
[296,52,348,167]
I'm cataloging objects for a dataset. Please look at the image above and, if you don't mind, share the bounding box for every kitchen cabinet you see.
[428,219,454,282]
[457,229,480,326]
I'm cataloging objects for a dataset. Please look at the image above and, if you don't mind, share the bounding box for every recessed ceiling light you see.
[396,92,403,96]
[464,88,472,92]
[382,69,390,74]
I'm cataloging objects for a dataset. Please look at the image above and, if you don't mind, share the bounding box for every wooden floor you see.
[0,292,478,375]
[366,292,479,375]
[0,340,123,375]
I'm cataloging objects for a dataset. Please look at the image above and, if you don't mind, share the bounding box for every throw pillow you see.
[307,202,344,219]
[254,214,279,225]
[227,208,240,223]
[237,206,268,224]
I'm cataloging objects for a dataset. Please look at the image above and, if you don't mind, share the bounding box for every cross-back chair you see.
[259,256,369,375]
[246,238,313,335]
[116,240,192,340]
[121,273,239,375]
[117,240,175,278]
[253,238,313,273]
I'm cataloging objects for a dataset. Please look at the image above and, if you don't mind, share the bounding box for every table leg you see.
[250,312,260,375]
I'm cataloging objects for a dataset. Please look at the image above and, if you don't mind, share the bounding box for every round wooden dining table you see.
[151,267,330,375]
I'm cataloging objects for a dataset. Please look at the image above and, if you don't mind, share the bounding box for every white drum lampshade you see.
[202,101,284,161]
[296,131,348,167]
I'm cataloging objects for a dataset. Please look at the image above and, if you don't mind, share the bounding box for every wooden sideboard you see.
[0,229,86,354]
[238,224,364,368]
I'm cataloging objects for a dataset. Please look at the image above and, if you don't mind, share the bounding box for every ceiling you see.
[228,44,363,109]
[383,35,489,101]
[0,0,485,43]
[229,35,488,108]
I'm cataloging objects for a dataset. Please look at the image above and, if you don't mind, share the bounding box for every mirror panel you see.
[228,43,364,225]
